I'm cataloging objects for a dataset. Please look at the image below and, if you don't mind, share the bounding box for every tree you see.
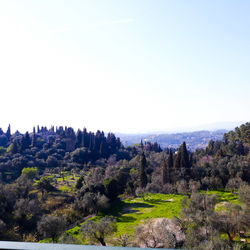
[161,156,168,185]
[180,142,189,168]
[176,180,189,195]
[10,141,19,154]
[81,216,117,246]
[6,124,11,140]
[37,215,65,242]
[167,149,174,169]
[71,147,90,164]
[180,192,217,249]
[14,198,41,232]
[75,176,84,189]
[74,192,109,215]
[21,167,38,179]
[174,142,189,169]
[139,152,147,188]
[37,176,55,199]
[21,132,31,151]
[104,178,119,201]
[173,150,181,169]
[238,184,250,231]
[214,203,243,244]
[135,219,177,248]
[0,219,6,239]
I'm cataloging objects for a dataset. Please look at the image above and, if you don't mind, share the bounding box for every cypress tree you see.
[140,139,144,149]
[189,152,193,166]
[167,149,174,169]
[31,134,37,147]
[76,130,82,148]
[6,124,11,140]
[139,152,147,188]
[180,142,189,168]
[174,150,181,169]
[161,156,168,185]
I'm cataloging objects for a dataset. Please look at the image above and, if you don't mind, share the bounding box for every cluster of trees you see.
[0,122,249,246]
[0,126,125,181]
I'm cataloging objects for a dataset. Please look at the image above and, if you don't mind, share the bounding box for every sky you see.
[0,0,249,134]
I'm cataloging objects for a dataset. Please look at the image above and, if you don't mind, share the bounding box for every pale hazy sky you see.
[0,1,249,133]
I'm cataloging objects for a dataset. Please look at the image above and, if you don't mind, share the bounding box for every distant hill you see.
[117,130,228,151]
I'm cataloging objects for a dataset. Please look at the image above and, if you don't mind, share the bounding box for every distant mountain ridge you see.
[118,130,228,151]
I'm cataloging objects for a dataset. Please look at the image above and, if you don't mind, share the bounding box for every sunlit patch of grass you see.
[113,193,184,238]
[201,190,240,211]
[62,190,242,246]
[58,185,72,193]
[65,193,184,244]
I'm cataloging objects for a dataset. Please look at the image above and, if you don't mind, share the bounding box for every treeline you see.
[0,126,125,181]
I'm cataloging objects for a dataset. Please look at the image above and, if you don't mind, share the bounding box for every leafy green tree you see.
[37,176,55,199]
[9,141,19,154]
[75,176,84,189]
[21,167,38,179]
[81,216,117,246]
[104,178,119,200]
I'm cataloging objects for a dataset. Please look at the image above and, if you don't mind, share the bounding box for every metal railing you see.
[0,241,176,250]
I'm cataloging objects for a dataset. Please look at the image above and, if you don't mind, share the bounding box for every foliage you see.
[21,167,38,179]
[81,216,117,246]
[37,215,65,242]
[139,152,147,188]
[135,219,177,248]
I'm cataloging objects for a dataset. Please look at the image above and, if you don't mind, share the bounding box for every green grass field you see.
[65,193,184,243]
[65,190,241,245]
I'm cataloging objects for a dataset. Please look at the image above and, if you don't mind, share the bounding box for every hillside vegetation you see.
[0,122,249,249]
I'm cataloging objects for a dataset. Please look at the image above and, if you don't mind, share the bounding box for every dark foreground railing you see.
[0,241,176,250]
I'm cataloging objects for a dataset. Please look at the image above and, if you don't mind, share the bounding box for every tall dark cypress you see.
[76,130,82,148]
[167,149,174,169]
[180,142,190,168]
[139,152,147,188]
[161,156,168,185]
[174,150,181,169]
[140,139,144,149]
[6,124,11,140]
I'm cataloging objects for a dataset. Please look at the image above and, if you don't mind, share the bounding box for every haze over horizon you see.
[0,1,249,133]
